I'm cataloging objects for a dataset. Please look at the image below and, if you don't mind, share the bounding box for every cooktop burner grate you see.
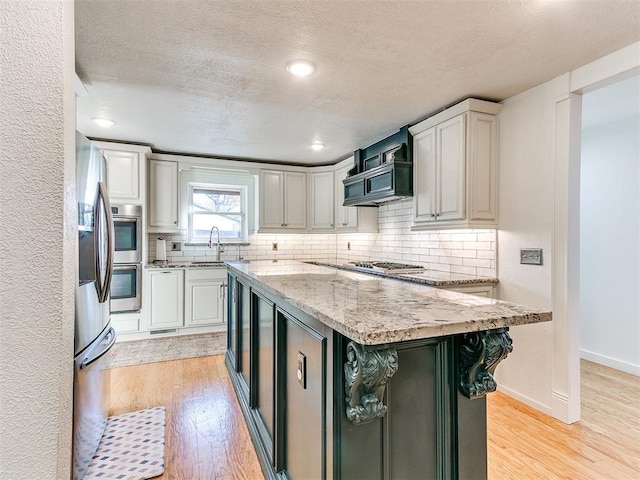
[349,261,426,274]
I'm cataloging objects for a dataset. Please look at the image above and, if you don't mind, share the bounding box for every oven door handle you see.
[80,327,117,370]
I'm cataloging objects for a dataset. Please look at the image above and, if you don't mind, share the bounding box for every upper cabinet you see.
[148,159,179,233]
[308,161,379,233]
[310,171,335,229]
[260,170,307,230]
[94,142,151,204]
[409,99,501,230]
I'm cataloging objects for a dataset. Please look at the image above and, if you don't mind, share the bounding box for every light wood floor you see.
[110,357,639,480]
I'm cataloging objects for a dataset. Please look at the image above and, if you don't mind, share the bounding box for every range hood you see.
[342,126,413,207]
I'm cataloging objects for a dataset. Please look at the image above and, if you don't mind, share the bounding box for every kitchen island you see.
[224,260,551,480]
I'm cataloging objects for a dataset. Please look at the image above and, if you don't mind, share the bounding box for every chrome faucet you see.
[208,225,223,261]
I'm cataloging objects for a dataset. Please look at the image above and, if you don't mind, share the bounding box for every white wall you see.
[0,1,75,478]
[494,80,558,413]
[580,86,640,374]
[496,43,640,420]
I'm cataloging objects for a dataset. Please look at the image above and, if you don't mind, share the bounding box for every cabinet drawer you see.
[111,314,140,333]
[187,268,226,281]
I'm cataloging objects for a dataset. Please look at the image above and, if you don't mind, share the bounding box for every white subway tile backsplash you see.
[147,211,496,277]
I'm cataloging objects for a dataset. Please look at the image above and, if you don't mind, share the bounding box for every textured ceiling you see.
[75,0,640,165]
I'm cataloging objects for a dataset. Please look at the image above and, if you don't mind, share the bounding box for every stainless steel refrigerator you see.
[73,132,117,480]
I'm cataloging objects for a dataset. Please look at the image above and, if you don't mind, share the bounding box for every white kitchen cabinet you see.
[94,142,150,204]
[310,171,335,229]
[148,269,184,329]
[185,268,226,327]
[441,284,495,298]
[148,159,179,233]
[410,98,501,230]
[260,170,307,230]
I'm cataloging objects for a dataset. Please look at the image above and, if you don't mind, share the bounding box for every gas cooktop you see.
[349,261,426,274]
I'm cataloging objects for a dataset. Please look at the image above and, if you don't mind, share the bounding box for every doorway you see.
[579,74,640,377]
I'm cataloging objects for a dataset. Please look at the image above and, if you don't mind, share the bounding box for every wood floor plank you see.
[110,355,638,479]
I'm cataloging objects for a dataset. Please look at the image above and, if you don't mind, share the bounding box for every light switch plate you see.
[520,249,543,265]
[171,241,182,252]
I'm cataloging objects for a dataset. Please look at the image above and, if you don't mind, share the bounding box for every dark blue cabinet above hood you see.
[342,125,413,207]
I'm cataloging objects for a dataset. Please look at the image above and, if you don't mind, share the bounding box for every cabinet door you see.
[238,281,252,396]
[227,274,238,369]
[310,171,335,229]
[281,310,326,480]
[437,114,466,222]
[413,127,437,223]
[253,292,276,462]
[185,276,225,326]
[335,165,358,229]
[284,172,306,229]
[260,170,285,228]
[103,150,141,202]
[468,112,497,222]
[148,159,178,230]
[148,270,184,329]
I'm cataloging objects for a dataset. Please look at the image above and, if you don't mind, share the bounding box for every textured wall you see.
[0,1,75,478]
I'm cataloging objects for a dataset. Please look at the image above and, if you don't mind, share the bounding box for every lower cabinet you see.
[148,269,184,329]
[441,283,495,298]
[114,267,227,340]
[184,269,225,326]
[225,270,491,480]
[253,292,276,461]
[280,310,326,480]
[225,272,329,478]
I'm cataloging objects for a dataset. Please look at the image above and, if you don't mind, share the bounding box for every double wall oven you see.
[110,204,142,313]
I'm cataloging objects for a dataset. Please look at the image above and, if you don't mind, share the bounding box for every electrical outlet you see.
[520,249,543,265]
[297,351,306,389]
[272,242,278,251]
[347,242,351,250]
[171,241,182,252]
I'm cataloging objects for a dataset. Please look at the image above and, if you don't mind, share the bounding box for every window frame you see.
[187,182,248,244]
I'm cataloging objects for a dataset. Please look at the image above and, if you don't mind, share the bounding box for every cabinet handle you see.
[434,213,440,218]
[342,222,348,226]
[330,223,334,227]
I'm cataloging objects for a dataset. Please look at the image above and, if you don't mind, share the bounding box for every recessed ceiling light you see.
[310,142,325,151]
[286,60,315,77]
[91,117,115,128]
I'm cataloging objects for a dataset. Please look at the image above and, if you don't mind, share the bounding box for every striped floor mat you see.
[84,406,166,480]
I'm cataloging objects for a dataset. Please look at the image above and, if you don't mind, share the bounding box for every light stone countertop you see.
[145,262,227,269]
[310,261,498,287]
[227,260,551,345]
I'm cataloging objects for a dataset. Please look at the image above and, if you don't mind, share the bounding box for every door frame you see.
[552,42,640,423]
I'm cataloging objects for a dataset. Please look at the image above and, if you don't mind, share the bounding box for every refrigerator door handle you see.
[80,327,117,370]
[95,181,115,303]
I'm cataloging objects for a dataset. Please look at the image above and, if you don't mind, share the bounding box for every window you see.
[188,184,247,242]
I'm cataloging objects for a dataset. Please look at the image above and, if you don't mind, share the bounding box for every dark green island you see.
[224,260,551,480]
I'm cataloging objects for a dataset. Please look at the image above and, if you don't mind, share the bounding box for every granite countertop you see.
[145,261,227,269]
[227,260,551,345]
[309,261,498,287]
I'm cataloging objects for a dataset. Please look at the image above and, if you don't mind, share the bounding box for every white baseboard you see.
[496,385,553,416]
[580,349,640,376]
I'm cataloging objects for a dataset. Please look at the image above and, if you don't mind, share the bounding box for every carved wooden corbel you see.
[344,341,398,425]
[457,328,513,399]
